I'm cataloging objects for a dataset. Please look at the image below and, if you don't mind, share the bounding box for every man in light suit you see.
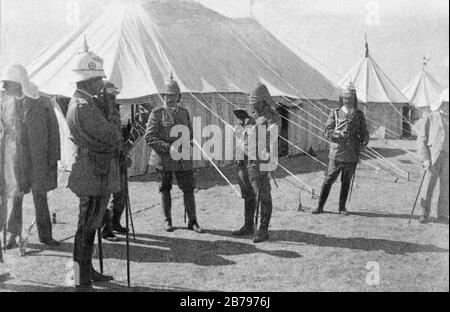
[416,90,449,224]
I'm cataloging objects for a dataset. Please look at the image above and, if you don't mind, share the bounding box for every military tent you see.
[338,41,411,139]
[402,65,444,120]
[11,0,342,176]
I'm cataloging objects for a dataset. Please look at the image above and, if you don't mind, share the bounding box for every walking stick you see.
[408,169,427,225]
[125,185,131,287]
[121,159,131,287]
[97,228,104,274]
[123,168,135,240]
[347,172,356,204]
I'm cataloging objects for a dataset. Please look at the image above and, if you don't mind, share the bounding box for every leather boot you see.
[91,265,114,283]
[102,210,118,241]
[254,200,271,243]
[232,197,255,236]
[313,181,332,214]
[161,192,173,232]
[185,192,203,233]
[75,261,92,291]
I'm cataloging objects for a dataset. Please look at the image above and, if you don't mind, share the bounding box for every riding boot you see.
[76,260,92,290]
[313,181,332,214]
[185,192,202,233]
[161,192,173,231]
[233,197,256,235]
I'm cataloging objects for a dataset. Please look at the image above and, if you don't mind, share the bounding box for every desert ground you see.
[0,139,448,292]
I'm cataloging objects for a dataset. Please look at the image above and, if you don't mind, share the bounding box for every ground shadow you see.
[26,233,301,267]
[0,279,199,292]
[367,147,406,159]
[268,230,448,255]
[351,211,449,224]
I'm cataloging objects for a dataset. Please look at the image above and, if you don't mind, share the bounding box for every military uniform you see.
[66,44,120,289]
[314,85,369,214]
[233,83,280,243]
[100,82,130,239]
[0,64,61,248]
[144,77,201,232]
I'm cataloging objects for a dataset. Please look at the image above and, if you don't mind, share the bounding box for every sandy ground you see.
[0,139,448,292]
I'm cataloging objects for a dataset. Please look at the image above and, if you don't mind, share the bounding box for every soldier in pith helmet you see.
[66,40,121,290]
[144,74,203,233]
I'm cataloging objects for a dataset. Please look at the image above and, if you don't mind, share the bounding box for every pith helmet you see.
[249,83,275,106]
[70,37,106,83]
[161,73,181,95]
[342,81,357,99]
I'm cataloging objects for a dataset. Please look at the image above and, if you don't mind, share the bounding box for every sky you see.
[1,0,449,88]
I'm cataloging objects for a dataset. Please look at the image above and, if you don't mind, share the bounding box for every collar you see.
[14,94,26,101]
[75,89,95,99]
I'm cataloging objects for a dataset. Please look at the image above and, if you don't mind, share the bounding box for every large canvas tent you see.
[19,0,341,176]
[402,65,444,120]
[338,41,411,139]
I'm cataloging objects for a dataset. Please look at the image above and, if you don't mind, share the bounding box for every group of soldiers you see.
[0,42,448,290]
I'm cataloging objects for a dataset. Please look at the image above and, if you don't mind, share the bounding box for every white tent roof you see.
[26,0,340,100]
[338,43,409,104]
[402,69,444,108]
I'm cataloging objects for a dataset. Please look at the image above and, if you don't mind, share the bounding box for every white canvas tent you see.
[20,0,341,176]
[338,41,411,139]
[402,66,444,120]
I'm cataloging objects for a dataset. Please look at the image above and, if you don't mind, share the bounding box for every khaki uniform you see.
[237,108,280,235]
[145,106,198,226]
[66,90,121,284]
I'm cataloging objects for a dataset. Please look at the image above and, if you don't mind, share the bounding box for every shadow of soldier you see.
[268,230,448,255]
[26,232,301,266]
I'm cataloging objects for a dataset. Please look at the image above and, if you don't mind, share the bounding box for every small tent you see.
[338,40,411,139]
[402,63,443,121]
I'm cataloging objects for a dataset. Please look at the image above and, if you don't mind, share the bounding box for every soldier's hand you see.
[422,160,431,170]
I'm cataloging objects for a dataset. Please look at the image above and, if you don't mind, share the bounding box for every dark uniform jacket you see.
[9,96,60,194]
[325,108,369,163]
[66,91,121,196]
[145,106,193,172]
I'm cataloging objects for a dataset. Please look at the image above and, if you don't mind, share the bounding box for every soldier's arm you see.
[358,111,370,146]
[325,110,338,141]
[77,102,120,149]
[416,114,431,164]
[144,110,171,154]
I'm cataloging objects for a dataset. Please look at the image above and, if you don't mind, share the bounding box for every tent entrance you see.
[402,106,411,138]
[276,104,289,157]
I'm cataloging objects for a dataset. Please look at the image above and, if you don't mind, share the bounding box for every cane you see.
[97,228,104,274]
[123,170,136,240]
[408,169,427,225]
[121,161,131,287]
[347,172,356,204]
[125,187,131,287]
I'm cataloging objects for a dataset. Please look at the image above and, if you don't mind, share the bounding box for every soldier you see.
[0,64,61,248]
[144,75,202,233]
[66,44,121,290]
[100,81,130,241]
[232,83,280,243]
[416,91,449,224]
[312,83,369,215]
